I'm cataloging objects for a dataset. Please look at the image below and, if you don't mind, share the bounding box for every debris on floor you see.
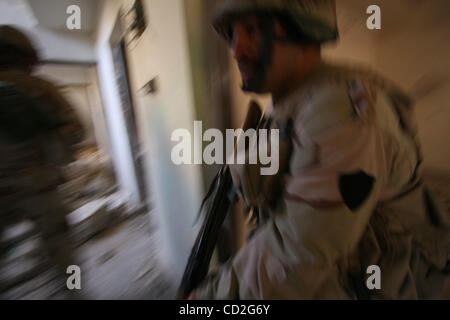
[1,146,174,300]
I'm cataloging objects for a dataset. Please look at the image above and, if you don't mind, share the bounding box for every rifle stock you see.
[177,101,262,299]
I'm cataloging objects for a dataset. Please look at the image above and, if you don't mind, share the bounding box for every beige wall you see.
[126,0,205,279]
[95,0,203,280]
[34,64,110,153]
[324,0,450,173]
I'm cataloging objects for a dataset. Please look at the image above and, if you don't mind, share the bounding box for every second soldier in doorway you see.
[0,25,85,298]
[190,0,450,299]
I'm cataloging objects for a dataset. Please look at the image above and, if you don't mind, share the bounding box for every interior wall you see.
[125,0,204,279]
[86,66,114,159]
[369,2,450,173]
[34,64,108,150]
[95,0,140,207]
[95,0,204,280]
[324,0,450,173]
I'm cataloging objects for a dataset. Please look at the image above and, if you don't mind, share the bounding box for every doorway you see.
[109,14,148,206]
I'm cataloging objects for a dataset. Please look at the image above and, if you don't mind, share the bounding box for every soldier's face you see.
[230,15,298,95]
[230,15,271,93]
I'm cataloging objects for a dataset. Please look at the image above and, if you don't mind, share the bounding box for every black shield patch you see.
[338,171,375,211]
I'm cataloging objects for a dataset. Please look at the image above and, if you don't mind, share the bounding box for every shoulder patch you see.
[338,171,375,211]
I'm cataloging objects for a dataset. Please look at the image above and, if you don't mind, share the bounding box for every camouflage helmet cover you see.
[213,0,338,44]
[0,25,38,59]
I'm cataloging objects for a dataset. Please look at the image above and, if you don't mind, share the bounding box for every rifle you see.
[177,100,262,299]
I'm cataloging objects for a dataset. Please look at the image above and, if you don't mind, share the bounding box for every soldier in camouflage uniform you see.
[190,0,450,299]
[0,25,84,297]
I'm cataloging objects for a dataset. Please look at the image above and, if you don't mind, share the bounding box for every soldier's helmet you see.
[0,25,39,63]
[213,0,338,44]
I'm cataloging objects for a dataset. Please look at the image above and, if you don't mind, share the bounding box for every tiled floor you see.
[75,213,176,300]
[1,213,176,300]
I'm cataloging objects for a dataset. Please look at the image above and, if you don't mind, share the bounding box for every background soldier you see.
[0,25,84,298]
[189,0,450,299]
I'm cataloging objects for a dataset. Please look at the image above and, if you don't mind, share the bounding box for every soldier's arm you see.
[193,85,393,299]
[26,79,87,166]
[46,85,85,147]
[194,123,389,299]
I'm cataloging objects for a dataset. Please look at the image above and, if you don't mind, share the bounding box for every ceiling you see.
[0,0,101,34]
